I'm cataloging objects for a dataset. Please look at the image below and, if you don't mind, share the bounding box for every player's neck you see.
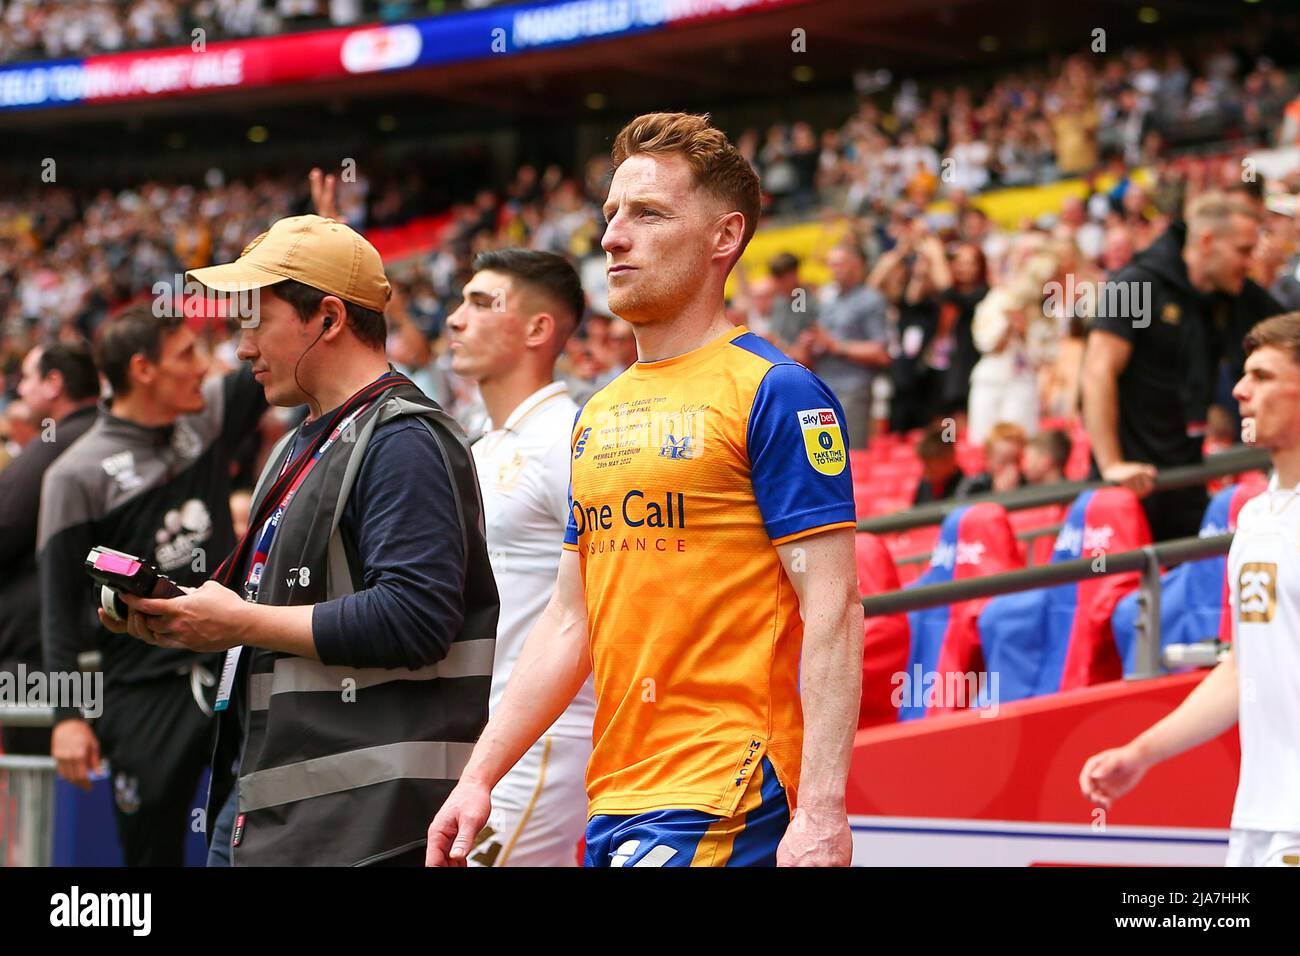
[480,364,554,431]
[1272,444,1300,490]
[632,310,734,363]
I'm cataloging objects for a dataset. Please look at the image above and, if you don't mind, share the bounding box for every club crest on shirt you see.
[658,433,692,460]
[796,408,846,476]
[495,451,528,492]
[1239,561,1277,623]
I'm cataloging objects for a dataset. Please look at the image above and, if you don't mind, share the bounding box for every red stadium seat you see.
[855,534,911,728]
[1007,504,1066,565]
[1055,487,1152,691]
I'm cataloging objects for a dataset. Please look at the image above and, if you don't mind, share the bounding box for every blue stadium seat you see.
[900,503,1021,720]
[980,487,1151,705]
[1111,478,1266,673]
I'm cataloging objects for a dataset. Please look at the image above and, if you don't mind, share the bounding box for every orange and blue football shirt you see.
[563,325,856,819]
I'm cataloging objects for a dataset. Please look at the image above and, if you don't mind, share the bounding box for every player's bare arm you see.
[426,548,591,866]
[775,527,863,867]
[1079,649,1239,809]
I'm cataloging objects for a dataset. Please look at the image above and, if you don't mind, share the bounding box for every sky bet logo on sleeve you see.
[797,408,846,476]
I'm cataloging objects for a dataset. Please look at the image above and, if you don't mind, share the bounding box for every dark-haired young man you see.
[445,248,596,866]
[0,343,100,756]
[38,309,267,865]
[106,215,497,866]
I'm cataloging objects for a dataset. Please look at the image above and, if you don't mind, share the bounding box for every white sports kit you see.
[468,382,596,867]
[1223,476,1300,867]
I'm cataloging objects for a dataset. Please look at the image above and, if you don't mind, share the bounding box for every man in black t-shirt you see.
[1083,192,1282,541]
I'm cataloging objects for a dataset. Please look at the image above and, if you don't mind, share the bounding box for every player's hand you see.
[51,718,103,792]
[1101,461,1157,498]
[1079,744,1150,810]
[776,806,852,867]
[309,167,340,220]
[426,779,492,866]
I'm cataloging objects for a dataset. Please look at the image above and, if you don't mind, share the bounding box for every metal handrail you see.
[861,533,1230,617]
[856,445,1268,535]
[0,755,55,771]
[0,706,55,728]
[863,532,1232,681]
[894,522,1065,569]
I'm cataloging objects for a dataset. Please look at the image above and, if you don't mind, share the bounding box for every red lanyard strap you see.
[213,372,410,590]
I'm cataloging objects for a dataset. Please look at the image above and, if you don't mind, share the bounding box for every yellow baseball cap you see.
[186,214,391,312]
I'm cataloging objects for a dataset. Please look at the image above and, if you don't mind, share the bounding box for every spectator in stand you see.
[1254,195,1300,311]
[945,124,992,195]
[757,124,798,215]
[1049,88,1100,177]
[788,121,821,215]
[1058,194,1105,263]
[877,230,944,433]
[1116,184,1162,253]
[589,318,638,389]
[737,273,777,339]
[764,252,817,352]
[3,397,37,453]
[1040,312,1086,427]
[1100,86,1154,168]
[957,421,1027,498]
[793,241,889,449]
[1083,190,1283,541]
[1023,428,1073,486]
[967,255,1056,445]
[912,425,965,505]
[936,239,991,421]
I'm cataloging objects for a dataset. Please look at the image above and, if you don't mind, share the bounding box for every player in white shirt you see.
[1079,311,1300,867]
[445,249,597,866]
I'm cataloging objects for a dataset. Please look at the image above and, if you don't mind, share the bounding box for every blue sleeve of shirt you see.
[563,406,585,547]
[748,362,857,541]
[312,418,465,670]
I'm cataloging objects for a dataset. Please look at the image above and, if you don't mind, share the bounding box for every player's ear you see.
[714,210,745,265]
[526,312,555,350]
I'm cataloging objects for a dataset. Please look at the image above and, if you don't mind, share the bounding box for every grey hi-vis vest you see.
[208,382,498,866]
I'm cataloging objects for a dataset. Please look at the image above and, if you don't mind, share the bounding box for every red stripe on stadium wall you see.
[80,30,350,102]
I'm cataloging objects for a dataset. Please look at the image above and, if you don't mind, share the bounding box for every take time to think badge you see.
[797,408,846,476]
